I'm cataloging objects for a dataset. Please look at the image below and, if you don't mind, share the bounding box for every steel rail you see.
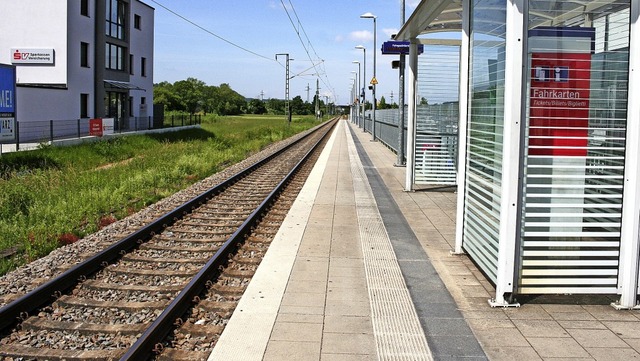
[121,118,337,360]
[0,119,336,334]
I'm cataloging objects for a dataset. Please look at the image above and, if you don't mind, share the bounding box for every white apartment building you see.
[0,0,154,129]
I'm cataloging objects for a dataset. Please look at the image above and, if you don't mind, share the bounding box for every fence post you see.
[77,119,81,138]
[15,121,19,151]
[50,120,54,143]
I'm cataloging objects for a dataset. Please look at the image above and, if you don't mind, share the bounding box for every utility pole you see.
[315,78,320,120]
[306,83,310,103]
[275,53,291,124]
[260,90,264,101]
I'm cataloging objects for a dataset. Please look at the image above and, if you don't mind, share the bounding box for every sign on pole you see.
[381,41,424,55]
[0,64,16,141]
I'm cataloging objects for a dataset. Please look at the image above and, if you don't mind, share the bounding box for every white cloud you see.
[349,30,373,42]
[335,34,344,42]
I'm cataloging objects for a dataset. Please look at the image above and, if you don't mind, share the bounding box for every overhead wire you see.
[149,0,277,63]
[280,0,336,102]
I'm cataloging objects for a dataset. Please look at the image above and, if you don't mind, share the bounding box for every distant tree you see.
[290,96,307,115]
[378,96,390,110]
[420,97,429,106]
[153,81,181,111]
[173,77,206,114]
[266,98,285,115]
[247,99,267,114]
[215,83,245,115]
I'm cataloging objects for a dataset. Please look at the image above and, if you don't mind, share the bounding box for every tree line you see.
[154,78,334,116]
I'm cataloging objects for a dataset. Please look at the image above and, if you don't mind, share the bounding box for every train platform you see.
[208,119,640,361]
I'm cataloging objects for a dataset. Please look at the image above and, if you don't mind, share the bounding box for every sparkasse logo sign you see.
[11,48,54,64]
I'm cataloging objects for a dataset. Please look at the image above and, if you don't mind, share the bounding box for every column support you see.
[615,0,640,310]
[490,0,525,307]
[405,39,418,192]
[454,0,470,255]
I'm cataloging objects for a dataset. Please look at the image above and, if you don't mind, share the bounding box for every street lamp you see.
[360,12,377,141]
[350,78,356,123]
[351,67,362,124]
[355,45,366,130]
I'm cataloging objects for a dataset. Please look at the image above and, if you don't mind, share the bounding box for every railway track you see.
[0,118,338,361]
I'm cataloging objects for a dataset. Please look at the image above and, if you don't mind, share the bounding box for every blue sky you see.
[151,0,421,105]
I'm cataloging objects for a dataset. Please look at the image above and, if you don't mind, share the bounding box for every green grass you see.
[0,114,319,275]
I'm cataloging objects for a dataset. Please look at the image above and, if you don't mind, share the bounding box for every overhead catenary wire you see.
[280,0,335,102]
[150,0,277,63]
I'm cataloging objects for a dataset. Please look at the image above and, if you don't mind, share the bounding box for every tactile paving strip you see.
[345,125,433,361]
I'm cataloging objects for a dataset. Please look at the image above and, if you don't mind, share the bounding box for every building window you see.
[105,91,126,120]
[105,43,125,71]
[81,94,89,118]
[81,42,89,67]
[141,57,147,77]
[81,0,89,16]
[129,96,134,116]
[106,0,126,40]
[129,54,134,74]
[141,97,146,104]
[134,14,141,30]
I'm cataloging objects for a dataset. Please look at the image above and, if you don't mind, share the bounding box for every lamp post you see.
[360,12,377,141]
[396,0,406,166]
[355,45,366,130]
[350,78,356,123]
[352,61,361,127]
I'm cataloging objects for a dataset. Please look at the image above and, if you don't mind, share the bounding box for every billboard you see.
[0,64,16,141]
[11,48,55,65]
[528,27,595,157]
[89,118,115,137]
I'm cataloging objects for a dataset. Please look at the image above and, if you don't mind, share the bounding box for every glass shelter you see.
[397,0,640,308]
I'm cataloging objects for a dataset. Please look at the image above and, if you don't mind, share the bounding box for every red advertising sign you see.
[528,27,594,157]
[89,118,103,137]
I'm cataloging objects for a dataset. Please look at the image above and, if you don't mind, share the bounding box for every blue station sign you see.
[381,41,424,55]
[0,64,16,114]
[0,64,16,141]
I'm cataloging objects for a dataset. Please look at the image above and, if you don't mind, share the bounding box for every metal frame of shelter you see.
[396,0,640,309]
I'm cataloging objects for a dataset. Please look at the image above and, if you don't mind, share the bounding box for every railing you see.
[364,109,406,153]
[358,105,459,186]
[0,115,201,152]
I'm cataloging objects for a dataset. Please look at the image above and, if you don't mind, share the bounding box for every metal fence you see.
[360,104,459,186]
[1,114,201,152]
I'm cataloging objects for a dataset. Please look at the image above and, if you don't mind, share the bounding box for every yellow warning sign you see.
[370,77,378,85]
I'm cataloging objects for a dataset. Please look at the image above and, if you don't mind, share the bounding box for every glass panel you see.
[110,44,117,70]
[415,44,460,185]
[463,0,507,283]
[520,0,630,294]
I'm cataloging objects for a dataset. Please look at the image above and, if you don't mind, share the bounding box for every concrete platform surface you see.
[209,119,640,361]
